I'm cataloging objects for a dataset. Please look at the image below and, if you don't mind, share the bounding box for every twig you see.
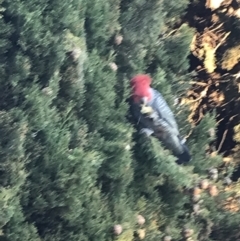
[185,86,210,103]
[185,128,194,139]
[217,129,228,153]
[216,118,224,125]
[196,106,204,123]
[209,23,224,33]
[189,81,209,86]
[214,32,231,51]
[229,114,238,121]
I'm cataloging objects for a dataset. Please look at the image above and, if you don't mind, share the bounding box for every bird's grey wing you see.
[151,89,180,136]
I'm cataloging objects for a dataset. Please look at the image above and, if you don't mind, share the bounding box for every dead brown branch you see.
[217,129,228,153]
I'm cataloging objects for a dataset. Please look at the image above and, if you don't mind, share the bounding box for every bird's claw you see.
[148,112,159,121]
[180,138,186,144]
[139,128,154,136]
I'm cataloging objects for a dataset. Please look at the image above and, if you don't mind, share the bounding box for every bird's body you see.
[130,74,191,164]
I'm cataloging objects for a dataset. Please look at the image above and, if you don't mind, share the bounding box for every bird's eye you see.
[140,97,148,105]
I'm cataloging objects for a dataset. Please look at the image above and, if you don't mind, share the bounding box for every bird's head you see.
[130,74,152,103]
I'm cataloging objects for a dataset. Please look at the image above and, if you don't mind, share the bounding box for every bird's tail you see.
[176,142,191,165]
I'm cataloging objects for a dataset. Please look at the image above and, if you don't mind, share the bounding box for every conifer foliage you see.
[0,0,239,240]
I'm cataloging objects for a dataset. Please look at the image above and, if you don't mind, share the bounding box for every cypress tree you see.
[0,0,240,240]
